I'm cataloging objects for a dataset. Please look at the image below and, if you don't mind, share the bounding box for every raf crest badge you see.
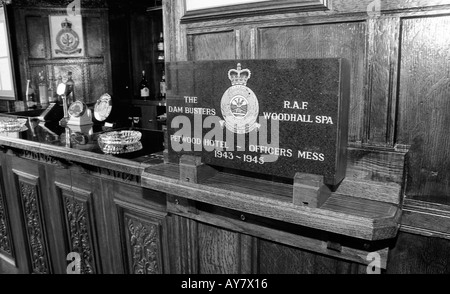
[220,63,260,134]
[55,18,82,55]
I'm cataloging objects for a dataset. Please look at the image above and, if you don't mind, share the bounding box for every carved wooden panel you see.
[121,211,164,274]
[59,185,99,274]
[17,177,51,274]
[88,63,108,102]
[0,180,12,257]
[188,30,237,61]
[258,22,366,143]
[397,15,450,204]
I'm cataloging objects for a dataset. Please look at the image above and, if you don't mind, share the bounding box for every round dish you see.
[94,93,112,122]
[0,118,28,132]
[97,130,142,146]
[99,141,143,155]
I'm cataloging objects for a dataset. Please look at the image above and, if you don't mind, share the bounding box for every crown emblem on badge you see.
[61,18,73,29]
[228,63,251,86]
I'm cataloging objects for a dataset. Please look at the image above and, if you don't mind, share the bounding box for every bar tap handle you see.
[61,95,68,118]
[56,83,68,118]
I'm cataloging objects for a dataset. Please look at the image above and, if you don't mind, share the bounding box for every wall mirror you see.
[182,0,331,22]
[0,3,16,100]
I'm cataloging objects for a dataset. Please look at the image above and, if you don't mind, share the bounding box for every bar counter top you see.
[0,114,165,176]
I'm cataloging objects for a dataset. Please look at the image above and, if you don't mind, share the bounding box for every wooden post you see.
[179,155,217,184]
[293,173,332,208]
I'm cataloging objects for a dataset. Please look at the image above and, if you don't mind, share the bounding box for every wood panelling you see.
[387,232,450,274]
[258,22,366,143]
[198,222,250,274]
[188,30,237,61]
[166,0,450,225]
[166,214,198,274]
[366,17,400,146]
[401,199,450,239]
[259,240,367,274]
[85,16,104,58]
[26,16,46,59]
[397,15,450,204]
[88,63,108,101]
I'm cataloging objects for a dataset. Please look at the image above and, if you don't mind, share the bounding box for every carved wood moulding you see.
[6,147,141,184]
[87,166,141,185]
[19,181,51,274]
[124,213,162,274]
[0,191,12,256]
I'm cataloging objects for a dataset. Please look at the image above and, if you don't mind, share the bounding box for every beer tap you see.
[56,81,68,120]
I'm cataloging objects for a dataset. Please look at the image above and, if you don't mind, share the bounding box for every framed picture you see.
[49,15,85,58]
[182,0,331,22]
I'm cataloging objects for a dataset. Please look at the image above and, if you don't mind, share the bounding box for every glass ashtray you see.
[99,141,143,155]
[0,118,28,132]
[98,130,142,146]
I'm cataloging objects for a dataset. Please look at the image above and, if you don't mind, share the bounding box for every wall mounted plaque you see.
[49,15,85,58]
[166,58,350,186]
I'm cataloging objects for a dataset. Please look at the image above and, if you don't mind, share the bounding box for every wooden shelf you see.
[141,145,408,241]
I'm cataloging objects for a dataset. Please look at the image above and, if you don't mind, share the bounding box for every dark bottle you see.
[25,79,36,108]
[139,70,150,99]
[65,71,75,102]
[159,70,166,99]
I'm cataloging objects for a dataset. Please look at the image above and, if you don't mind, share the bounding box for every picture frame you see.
[49,15,85,58]
[182,0,331,23]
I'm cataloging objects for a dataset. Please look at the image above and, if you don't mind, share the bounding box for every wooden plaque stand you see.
[293,173,332,208]
[179,155,334,208]
[177,148,406,211]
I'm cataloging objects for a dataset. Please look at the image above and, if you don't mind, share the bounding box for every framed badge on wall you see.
[49,15,85,58]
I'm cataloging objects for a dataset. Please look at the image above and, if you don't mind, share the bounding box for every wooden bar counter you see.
[0,114,408,274]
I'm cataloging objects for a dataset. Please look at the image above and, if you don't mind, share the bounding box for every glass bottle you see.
[38,71,49,108]
[139,70,150,99]
[159,70,166,100]
[65,72,75,103]
[157,51,165,62]
[25,79,36,108]
[157,32,164,51]
[47,74,56,103]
